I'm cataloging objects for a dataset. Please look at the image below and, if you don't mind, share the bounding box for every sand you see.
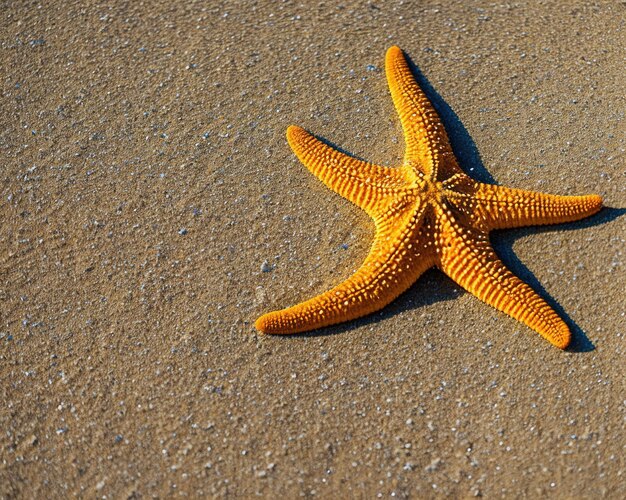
[1,0,624,497]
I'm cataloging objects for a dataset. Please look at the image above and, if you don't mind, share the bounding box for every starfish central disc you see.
[419,179,444,202]
[255,46,603,349]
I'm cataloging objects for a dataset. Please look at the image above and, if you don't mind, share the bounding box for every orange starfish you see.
[256,46,602,349]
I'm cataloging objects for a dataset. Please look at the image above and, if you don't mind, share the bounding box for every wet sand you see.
[1,1,624,497]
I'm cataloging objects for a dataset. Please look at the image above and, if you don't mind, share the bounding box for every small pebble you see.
[425,458,442,472]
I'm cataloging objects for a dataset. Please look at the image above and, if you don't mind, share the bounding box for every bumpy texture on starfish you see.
[256,46,602,349]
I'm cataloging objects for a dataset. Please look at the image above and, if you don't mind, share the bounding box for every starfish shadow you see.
[403,53,496,185]
[292,206,614,349]
[295,212,621,349]
[490,207,624,353]
[286,205,620,350]
[294,268,459,339]
[401,55,621,352]
[282,56,621,352]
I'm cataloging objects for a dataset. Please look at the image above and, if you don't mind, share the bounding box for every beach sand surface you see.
[1,1,624,497]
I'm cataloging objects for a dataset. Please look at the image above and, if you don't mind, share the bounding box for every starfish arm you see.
[385,46,461,180]
[256,202,435,334]
[472,183,603,230]
[439,226,570,348]
[286,125,409,216]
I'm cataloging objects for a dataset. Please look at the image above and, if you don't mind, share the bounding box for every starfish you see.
[255,46,602,349]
